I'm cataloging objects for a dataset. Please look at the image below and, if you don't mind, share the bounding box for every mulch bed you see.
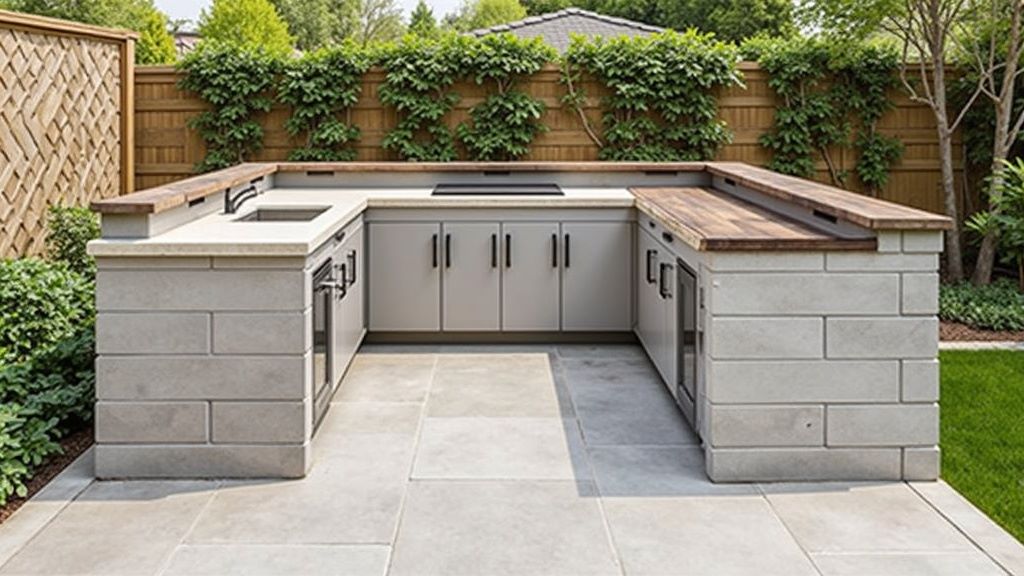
[941,321,1024,342]
[0,427,93,525]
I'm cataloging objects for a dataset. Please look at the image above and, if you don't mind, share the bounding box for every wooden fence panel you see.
[0,10,136,258]
[134,62,963,215]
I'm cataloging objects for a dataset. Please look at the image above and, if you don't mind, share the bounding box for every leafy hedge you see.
[741,36,903,195]
[563,30,742,161]
[0,207,99,506]
[940,280,1024,331]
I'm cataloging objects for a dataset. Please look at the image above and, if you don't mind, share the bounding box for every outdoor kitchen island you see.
[87,162,951,483]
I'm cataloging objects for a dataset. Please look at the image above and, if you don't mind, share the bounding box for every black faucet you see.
[224,185,259,214]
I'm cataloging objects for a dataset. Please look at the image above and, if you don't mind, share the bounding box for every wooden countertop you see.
[632,186,879,252]
[707,163,951,230]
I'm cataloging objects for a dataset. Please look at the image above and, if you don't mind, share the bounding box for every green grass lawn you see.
[940,350,1024,542]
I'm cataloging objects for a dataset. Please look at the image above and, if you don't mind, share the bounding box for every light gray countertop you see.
[88,187,636,257]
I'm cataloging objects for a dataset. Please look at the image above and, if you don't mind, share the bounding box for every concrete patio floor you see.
[0,344,1021,576]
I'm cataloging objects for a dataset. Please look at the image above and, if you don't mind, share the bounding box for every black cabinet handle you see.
[337,263,348,300]
[646,249,658,284]
[564,233,571,268]
[445,233,451,268]
[432,234,438,268]
[551,233,557,267]
[505,233,512,268]
[491,233,498,268]
[659,263,672,299]
[347,249,357,284]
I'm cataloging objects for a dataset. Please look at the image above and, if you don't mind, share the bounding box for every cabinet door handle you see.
[646,249,658,284]
[551,233,558,267]
[347,249,357,284]
[564,233,571,268]
[505,233,512,268]
[337,263,348,300]
[445,233,451,268]
[659,263,672,299]
[491,233,498,268]
[432,234,438,268]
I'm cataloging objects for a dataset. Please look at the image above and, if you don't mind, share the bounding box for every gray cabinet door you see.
[501,222,560,331]
[334,223,364,384]
[442,222,501,331]
[368,222,441,331]
[561,221,633,331]
[636,226,662,359]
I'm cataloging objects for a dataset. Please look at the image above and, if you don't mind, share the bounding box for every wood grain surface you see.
[632,186,879,252]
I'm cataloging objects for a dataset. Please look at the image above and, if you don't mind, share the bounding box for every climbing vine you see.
[377,34,473,162]
[743,36,903,195]
[178,43,281,173]
[561,31,743,161]
[278,44,370,162]
[457,34,555,161]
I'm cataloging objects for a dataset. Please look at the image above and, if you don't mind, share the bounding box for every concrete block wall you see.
[93,256,314,478]
[701,231,942,482]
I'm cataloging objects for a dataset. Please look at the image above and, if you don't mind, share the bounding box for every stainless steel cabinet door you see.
[561,221,633,331]
[656,254,678,391]
[636,227,662,361]
[501,222,560,331]
[442,222,501,331]
[368,222,441,331]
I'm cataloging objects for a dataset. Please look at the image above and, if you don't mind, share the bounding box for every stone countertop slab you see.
[88,187,635,257]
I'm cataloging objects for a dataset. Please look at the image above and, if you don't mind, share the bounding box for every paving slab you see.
[427,353,562,417]
[0,481,216,576]
[161,544,389,576]
[589,445,755,497]
[602,496,819,576]
[335,354,436,403]
[809,551,1006,575]
[388,480,620,576]
[412,417,590,480]
[762,482,979,553]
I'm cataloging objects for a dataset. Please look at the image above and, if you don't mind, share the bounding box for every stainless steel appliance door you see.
[677,259,699,427]
[312,260,334,431]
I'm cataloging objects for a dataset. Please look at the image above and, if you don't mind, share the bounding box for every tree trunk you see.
[971,2,1022,286]
[932,64,965,281]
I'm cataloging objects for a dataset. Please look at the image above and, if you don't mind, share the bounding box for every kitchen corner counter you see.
[632,186,878,251]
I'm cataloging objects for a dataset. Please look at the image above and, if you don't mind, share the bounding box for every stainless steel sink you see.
[234,207,328,222]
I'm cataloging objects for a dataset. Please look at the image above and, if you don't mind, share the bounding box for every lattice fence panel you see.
[0,26,123,258]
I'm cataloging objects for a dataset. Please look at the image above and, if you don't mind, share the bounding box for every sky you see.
[155,0,463,28]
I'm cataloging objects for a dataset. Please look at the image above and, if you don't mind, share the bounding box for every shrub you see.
[0,259,94,366]
[562,30,742,161]
[178,43,282,172]
[940,280,1024,331]
[46,205,100,277]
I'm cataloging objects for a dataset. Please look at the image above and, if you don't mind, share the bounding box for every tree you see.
[658,0,796,43]
[352,0,404,45]
[3,0,177,64]
[521,0,571,14]
[409,0,439,38]
[270,0,358,51]
[452,0,528,31]
[135,8,177,64]
[967,2,1024,285]
[801,0,994,281]
[198,0,295,58]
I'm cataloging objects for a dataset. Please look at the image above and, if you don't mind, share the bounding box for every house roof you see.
[468,8,663,52]
[173,31,200,57]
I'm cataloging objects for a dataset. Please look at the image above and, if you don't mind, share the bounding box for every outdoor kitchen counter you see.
[87,186,636,257]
